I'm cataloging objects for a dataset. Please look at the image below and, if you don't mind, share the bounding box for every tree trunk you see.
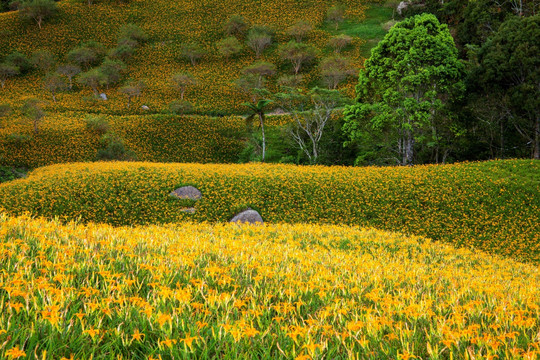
[37,17,42,29]
[33,119,39,134]
[1,80,4,88]
[534,116,539,159]
[52,92,56,102]
[312,139,318,164]
[259,113,266,162]
[294,62,300,75]
[404,129,414,165]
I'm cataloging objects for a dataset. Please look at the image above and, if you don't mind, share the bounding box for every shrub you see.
[21,97,45,134]
[223,14,248,38]
[17,0,57,29]
[67,41,105,69]
[56,64,81,90]
[31,50,56,72]
[171,72,196,100]
[0,63,20,88]
[84,115,110,135]
[43,73,66,102]
[96,132,136,161]
[327,4,346,30]
[319,56,356,89]
[285,20,313,42]
[118,23,148,45]
[246,26,273,58]
[216,36,243,59]
[4,51,32,73]
[241,61,276,88]
[278,41,318,75]
[108,45,135,61]
[328,34,353,53]
[179,43,206,66]
[77,68,107,95]
[169,99,193,115]
[5,132,32,145]
[99,58,126,88]
[119,82,143,108]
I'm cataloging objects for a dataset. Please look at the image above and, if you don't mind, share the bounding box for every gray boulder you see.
[170,186,202,200]
[141,105,150,111]
[230,209,263,225]
[99,93,108,101]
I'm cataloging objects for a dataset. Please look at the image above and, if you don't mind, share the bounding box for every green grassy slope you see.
[1,159,538,262]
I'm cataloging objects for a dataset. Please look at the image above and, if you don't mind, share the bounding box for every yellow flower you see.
[156,313,171,327]
[181,335,198,349]
[5,346,26,359]
[159,338,177,349]
[243,327,259,338]
[132,329,145,342]
[84,328,100,339]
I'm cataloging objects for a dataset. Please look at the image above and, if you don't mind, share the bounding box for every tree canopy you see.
[344,13,465,165]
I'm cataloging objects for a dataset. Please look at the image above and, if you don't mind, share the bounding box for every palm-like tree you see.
[243,99,273,162]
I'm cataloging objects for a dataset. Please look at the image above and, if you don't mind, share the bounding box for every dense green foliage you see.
[0,165,25,182]
[472,15,540,159]
[0,159,538,262]
[394,0,540,161]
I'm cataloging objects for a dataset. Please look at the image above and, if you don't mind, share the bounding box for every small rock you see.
[230,208,263,225]
[170,186,202,200]
[141,105,150,111]
[99,93,108,101]
[180,207,196,213]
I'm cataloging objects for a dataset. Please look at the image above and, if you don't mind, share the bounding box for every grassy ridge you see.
[0,159,538,262]
[1,214,540,359]
[0,113,246,167]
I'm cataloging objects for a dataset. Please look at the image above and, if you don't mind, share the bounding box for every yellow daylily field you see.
[1,214,540,359]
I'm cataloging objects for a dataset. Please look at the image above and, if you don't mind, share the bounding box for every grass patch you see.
[323,4,395,58]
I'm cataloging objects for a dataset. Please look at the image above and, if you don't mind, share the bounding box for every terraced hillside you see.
[1,159,538,262]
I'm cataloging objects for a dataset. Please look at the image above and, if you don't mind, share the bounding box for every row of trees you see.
[177,14,354,69]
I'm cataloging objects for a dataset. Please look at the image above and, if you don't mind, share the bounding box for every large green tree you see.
[344,13,465,165]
